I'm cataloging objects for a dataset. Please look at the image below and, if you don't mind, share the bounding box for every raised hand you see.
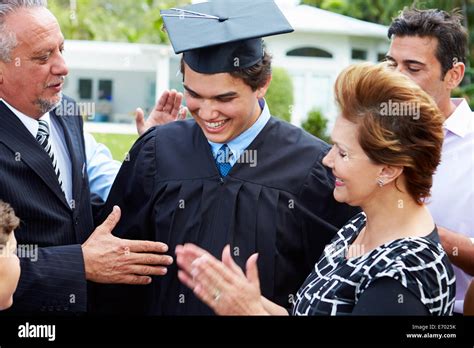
[135,89,188,135]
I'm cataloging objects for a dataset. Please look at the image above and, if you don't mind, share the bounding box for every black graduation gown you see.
[89,117,359,315]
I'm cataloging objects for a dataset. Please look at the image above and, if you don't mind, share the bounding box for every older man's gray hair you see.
[0,0,48,62]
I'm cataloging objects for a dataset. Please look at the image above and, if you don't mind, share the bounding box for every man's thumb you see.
[135,107,145,134]
[100,206,121,234]
[178,106,188,120]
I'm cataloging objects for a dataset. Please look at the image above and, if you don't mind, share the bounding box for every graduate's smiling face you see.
[0,7,68,119]
[322,116,384,207]
[183,63,269,144]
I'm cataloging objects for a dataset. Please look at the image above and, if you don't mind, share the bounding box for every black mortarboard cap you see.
[160,0,294,74]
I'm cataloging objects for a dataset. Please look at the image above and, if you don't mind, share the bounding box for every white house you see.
[62,41,177,125]
[63,0,389,133]
[266,1,390,126]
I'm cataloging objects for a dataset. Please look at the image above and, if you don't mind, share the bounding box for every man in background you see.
[387,7,474,314]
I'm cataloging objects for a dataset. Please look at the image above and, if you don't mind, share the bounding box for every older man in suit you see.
[0,0,176,313]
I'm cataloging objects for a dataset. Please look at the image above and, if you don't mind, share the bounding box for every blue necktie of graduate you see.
[215,144,232,177]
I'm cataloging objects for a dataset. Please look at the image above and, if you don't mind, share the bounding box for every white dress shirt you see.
[427,98,474,313]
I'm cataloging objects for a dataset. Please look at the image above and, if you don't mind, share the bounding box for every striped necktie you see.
[215,144,232,177]
[36,120,64,193]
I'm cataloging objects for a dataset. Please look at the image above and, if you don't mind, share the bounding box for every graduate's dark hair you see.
[180,50,272,91]
[334,62,444,205]
[0,200,19,245]
[388,7,468,79]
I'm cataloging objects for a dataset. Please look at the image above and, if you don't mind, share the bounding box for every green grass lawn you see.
[92,133,138,162]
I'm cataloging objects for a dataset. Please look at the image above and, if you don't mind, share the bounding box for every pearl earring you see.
[377,178,384,187]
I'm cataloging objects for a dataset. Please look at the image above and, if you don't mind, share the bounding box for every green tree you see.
[302,108,330,143]
[302,0,474,106]
[49,0,191,44]
[266,67,294,122]
[301,0,471,28]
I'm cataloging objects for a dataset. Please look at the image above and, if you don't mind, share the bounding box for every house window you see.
[287,47,333,59]
[351,49,367,60]
[98,80,113,101]
[378,53,387,62]
[78,79,92,100]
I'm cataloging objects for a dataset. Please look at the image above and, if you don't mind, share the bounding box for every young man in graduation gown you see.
[90,0,357,315]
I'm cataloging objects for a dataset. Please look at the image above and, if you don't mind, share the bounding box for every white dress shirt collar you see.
[445,98,473,138]
[0,98,50,138]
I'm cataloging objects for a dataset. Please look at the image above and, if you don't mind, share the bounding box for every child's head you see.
[0,200,19,244]
[0,200,20,310]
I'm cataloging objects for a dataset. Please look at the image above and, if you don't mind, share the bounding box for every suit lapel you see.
[0,101,70,209]
[52,109,84,210]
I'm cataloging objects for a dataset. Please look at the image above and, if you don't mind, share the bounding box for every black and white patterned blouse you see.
[292,212,456,316]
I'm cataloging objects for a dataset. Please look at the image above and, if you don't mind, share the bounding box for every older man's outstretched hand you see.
[82,206,173,285]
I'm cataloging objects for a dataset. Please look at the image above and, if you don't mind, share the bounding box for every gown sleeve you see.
[96,127,158,241]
